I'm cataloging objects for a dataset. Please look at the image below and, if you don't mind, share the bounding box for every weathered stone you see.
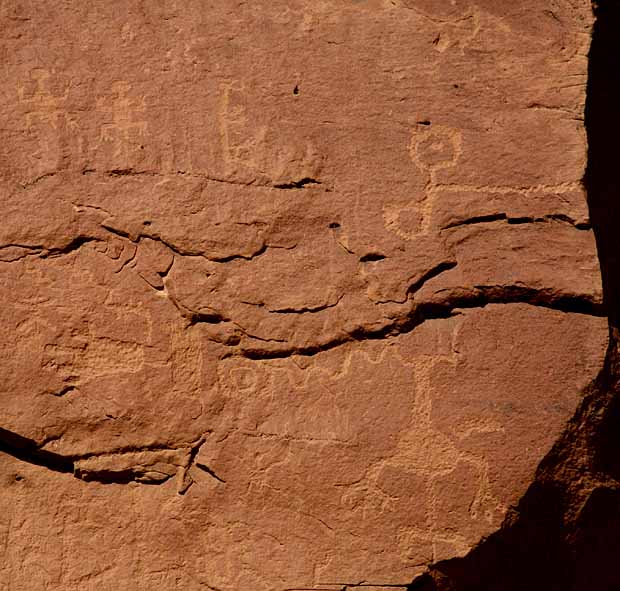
[0,1,607,590]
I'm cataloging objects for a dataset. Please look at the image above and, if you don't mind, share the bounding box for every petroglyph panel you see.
[0,1,605,590]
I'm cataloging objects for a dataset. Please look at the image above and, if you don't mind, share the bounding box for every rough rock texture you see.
[412,2,620,589]
[0,1,612,590]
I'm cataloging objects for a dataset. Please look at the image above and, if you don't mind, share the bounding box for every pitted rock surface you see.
[0,1,607,590]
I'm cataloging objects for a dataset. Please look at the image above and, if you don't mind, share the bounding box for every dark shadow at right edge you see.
[407,3,620,590]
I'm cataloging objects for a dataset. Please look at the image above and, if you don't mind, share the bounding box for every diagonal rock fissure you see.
[0,426,74,474]
[195,462,227,484]
[407,261,459,297]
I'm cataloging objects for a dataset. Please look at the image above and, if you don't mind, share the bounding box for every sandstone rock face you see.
[0,1,607,590]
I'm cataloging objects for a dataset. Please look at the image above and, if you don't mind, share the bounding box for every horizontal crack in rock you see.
[101,223,292,263]
[0,236,100,262]
[285,583,415,590]
[273,177,322,189]
[442,213,590,231]
[19,167,330,192]
[0,428,221,493]
[235,285,605,360]
[268,294,344,314]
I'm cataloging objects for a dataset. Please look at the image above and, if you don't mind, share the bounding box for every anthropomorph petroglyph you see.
[97,80,147,162]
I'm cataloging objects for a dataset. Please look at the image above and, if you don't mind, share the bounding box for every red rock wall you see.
[0,1,614,590]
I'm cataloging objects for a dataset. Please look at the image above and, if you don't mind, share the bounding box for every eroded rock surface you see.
[0,1,607,589]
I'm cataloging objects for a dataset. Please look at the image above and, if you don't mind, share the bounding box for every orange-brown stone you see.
[0,2,606,589]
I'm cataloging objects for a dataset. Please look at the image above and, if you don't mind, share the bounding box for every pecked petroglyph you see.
[0,2,607,590]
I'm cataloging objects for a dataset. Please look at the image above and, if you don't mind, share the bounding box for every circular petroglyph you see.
[409,124,462,172]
